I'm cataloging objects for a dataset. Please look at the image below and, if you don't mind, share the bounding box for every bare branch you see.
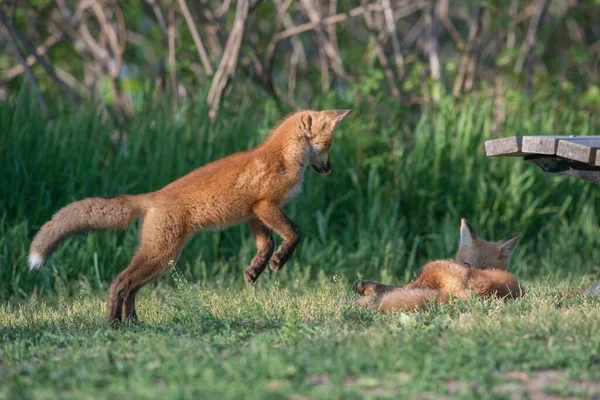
[56,67,91,98]
[215,0,233,18]
[168,6,178,96]
[453,6,483,97]
[115,3,127,55]
[89,2,123,68]
[265,2,386,88]
[207,0,249,119]
[299,0,349,83]
[195,3,224,59]
[259,0,306,103]
[424,2,440,80]
[288,50,298,103]
[393,0,429,21]
[273,3,385,43]
[273,0,307,69]
[79,22,111,63]
[382,0,405,78]
[1,32,62,83]
[514,0,548,74]
[145,0,168,35]
[0,13,47,114]
[87,1,133,120]
[0,8,80,104]
[436,0,463,46]
[178,0,214,75]
[402,16,425,49]
[327,0,340,56]
[506,0,519,49]
[361,0,400,100]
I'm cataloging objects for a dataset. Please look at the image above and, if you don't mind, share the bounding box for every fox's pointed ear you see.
[321,109,352,123]
[459,218,478,248]
[301,113,313,132]
[498,233,521,260]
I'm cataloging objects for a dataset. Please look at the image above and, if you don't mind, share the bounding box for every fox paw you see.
[352,280,377,296]
[108,317,122,330]
[269,258,281,271]
[244,265,262,284]
[244,271,256,284]
[269,254,285,271]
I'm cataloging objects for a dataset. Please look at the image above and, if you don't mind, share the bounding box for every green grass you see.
[1,274,599,399]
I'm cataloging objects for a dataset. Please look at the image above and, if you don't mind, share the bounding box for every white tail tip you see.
[28,252,45,270]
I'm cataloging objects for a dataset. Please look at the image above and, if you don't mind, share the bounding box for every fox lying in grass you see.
[28,109,352,326]
[353,219,524,311]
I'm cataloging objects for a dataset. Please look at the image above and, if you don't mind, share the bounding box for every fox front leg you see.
[244,218,275,283]
[252,201,301,272]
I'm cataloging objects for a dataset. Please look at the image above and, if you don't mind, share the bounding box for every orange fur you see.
[354,219,524,311]
[29,109,352,326]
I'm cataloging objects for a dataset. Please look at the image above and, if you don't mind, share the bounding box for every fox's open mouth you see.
[312,161,332,175]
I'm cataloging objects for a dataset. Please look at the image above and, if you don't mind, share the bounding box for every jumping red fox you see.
[28,109,352,325]
[353,219,523,311]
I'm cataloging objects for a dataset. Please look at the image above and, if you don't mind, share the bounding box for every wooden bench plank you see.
[556,140,595,164]
[485,137,523,156]
[521,136,556,154]
[556,137,600,147]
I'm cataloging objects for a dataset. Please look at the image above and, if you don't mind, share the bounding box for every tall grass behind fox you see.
[354,219,524,311]
[28,110,352,326]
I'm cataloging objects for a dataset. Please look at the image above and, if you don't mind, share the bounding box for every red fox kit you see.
[28,109,352,325]
[354,219,523,311]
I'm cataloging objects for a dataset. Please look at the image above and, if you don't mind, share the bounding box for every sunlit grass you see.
[1,274,599,399]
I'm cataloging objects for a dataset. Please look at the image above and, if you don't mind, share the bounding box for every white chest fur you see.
[282,165,306,205]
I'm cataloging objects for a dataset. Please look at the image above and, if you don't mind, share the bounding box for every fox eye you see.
[464,262,472,267]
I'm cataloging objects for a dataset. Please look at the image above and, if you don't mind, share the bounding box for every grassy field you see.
[1,274,600,399]
[1,89,600,398]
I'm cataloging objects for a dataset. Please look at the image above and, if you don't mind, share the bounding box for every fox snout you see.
[312,159,332,175]
[310,151,332,175]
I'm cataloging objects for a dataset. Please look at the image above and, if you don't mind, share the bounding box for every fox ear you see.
[301,114,313,133]
[459,218,478,248]
[321,109,352,123]
[498,233,521,260]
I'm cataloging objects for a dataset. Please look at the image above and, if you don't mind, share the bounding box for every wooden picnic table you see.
[485,135,600,296]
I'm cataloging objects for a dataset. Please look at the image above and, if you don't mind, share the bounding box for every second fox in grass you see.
[354,219,524,311]
[28,109,351,325]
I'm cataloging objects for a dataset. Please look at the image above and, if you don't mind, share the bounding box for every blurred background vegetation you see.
[0,0,599,300]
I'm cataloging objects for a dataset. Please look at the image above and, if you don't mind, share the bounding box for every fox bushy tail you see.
[28,195,147,269]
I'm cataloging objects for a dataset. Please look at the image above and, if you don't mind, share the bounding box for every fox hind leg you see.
[244,218,275,283]
[107,247,181,327]
[252,201,300,272]
[122,291,138,321]
[107,211,187,327]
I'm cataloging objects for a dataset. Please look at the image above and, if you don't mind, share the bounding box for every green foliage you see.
[0,87,599,300]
